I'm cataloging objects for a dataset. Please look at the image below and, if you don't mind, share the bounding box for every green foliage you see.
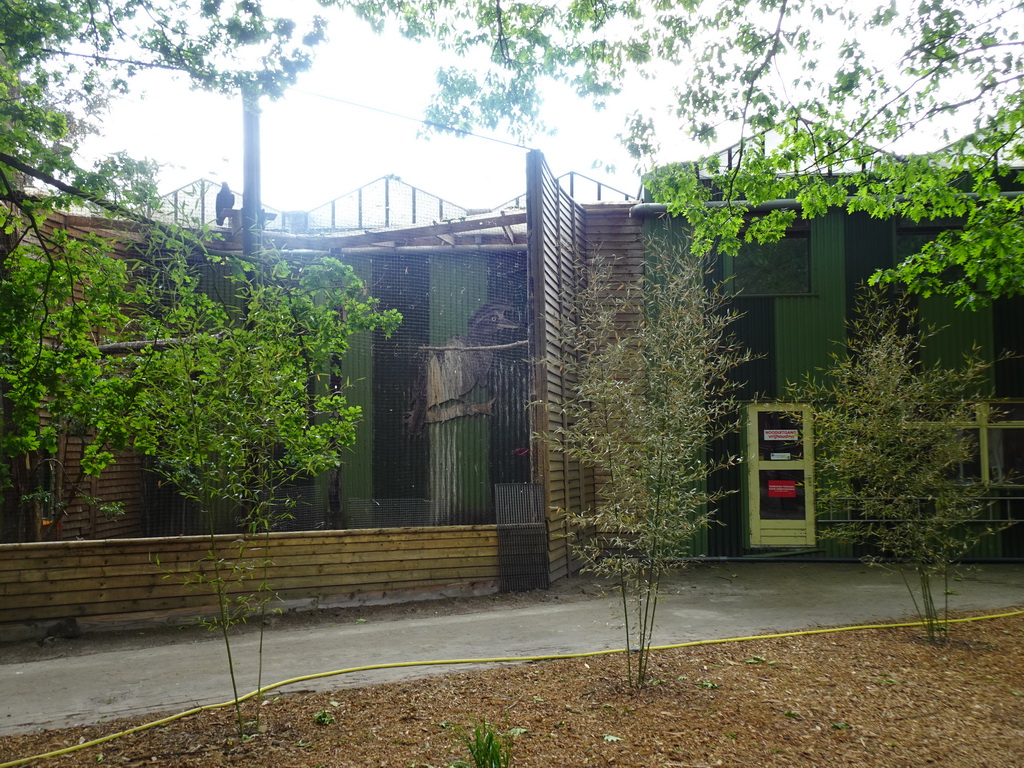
[125,231,397,733]
[790,288,997,642]
[448,720,515,768]
[2,5,399,725]
[0,200,399,541]
[2,0,334,209]
[357,0,1024,307]
[0,204,139,538]
[125,236,400,513]
[313,710,336,726]
[550,242,750,687]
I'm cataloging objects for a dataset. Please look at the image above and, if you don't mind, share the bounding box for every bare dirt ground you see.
[2,597,1022,767]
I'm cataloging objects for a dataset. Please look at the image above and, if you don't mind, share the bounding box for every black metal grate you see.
[496,483,549,592]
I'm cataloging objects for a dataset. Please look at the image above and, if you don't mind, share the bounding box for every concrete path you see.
[3,561,1023,736]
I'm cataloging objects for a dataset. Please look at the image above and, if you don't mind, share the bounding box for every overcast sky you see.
[81,12,667,213]
[75,2,1002,216]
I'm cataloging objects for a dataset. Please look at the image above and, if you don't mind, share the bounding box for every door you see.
[746,405,816,547]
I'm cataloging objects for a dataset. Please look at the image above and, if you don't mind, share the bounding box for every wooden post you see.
[242,83,262,258]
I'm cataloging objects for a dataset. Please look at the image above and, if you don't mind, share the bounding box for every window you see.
[986,404,1024,485]
[730,216,810,296]
[954,403,1024,486]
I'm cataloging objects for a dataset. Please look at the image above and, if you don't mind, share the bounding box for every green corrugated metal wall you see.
[339,254,374,511]
[642,207,1021,560]
[428,252,492,519]
[773,211,847,392]
[919,295,995,389]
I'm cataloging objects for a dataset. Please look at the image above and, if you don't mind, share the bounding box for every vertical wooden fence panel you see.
[528,151,587,581]
[526,154,643,581]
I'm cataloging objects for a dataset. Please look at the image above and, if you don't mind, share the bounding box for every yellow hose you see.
[3,607,1021,768]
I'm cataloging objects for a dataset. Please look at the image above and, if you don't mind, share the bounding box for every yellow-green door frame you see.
[746,403,816,548]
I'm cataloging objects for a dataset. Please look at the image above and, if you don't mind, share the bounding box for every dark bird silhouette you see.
[215,182,235,226]
[406,301,519,435]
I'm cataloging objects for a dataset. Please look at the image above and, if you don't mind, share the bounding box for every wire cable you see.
[290,88,534,151]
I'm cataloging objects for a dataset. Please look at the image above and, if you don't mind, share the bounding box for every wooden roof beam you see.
[266,211,527,250]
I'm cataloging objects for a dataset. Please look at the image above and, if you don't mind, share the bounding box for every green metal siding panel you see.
[644,215,689,255]
[918,295,995,390]
[339,254,374,505]
[774,211,846,393]
[708,432,745,556]
[732,298,777,400]
[844,213,894,306]
[429,253,491,519]
[994,296,1024,397]
[372,254,429,501]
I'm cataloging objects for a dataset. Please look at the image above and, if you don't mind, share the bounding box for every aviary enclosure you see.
[340,248,532,530]
[1,152,637,627]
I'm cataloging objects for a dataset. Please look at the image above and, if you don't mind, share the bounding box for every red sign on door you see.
[767,480,797,498]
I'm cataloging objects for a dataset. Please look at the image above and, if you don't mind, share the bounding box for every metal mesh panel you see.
[305,177,469,234]
[269,483,328,531]
[345,498,449,529]
[496,483,549,592]
[155,179,283,231]
[155,179,224,227]
[339,246,532,529]
[33,204,530,541]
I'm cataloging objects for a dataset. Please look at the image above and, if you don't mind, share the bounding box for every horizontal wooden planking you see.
[0,527,500,624]
[0,530,498,574]
[2,561,501,612]
[585,223,640,234]
[3,546,500,594]
[2,571,500,619]
[530,152,599,580]
[0,525,494,556]
[3,545,501,594]
[11,573,501,625]
[0,534,498,571]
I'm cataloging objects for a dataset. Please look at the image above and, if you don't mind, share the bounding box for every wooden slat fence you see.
[0,526,499,629]
[527,151,590,581]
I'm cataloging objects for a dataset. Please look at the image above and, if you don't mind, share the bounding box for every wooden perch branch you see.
[419,340,529,352]
[97,332,226,355]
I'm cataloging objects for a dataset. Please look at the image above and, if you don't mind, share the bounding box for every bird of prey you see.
[215,182,235,226]
[406,301,519,435]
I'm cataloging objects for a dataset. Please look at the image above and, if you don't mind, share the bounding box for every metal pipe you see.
[677,556,1024,564]
[630,190,1024,218]
[327,245,527,255]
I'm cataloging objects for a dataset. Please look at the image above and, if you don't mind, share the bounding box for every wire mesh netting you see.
[496,482,549,591]
[154,179,284,230]
[303,177,470,234]
[123,245,533,537]
[154,177,470,235]
[338,246,532,529]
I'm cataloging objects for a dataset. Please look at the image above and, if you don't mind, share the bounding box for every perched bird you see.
[406,301,519,435]
[215,182,235,226]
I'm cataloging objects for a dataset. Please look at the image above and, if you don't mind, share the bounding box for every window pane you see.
[757,411,803,460]
[953,429,981,482]
[895,232,936,261]
[759,469,806,520]
[989,428,1024,484]
[990,404,1024,423]
[734,237,810,295]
